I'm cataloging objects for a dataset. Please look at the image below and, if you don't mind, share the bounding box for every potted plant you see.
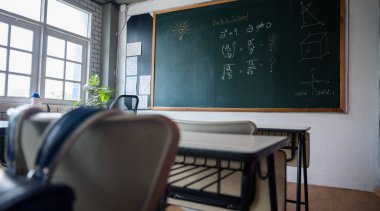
[74,74,114,108]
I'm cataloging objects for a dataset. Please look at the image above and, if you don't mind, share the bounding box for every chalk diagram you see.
[300,68,330,96]
[300,32,329,62]
[171,21,190,41]
[300,2,324,29]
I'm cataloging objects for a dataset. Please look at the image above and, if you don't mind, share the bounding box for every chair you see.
[5,105,43,175]
[20,112,62,171]
[108,95,139,113]
[168,120,287,211]
[174,119,257,134]
[0,169,75,211]
[28,108,179,211]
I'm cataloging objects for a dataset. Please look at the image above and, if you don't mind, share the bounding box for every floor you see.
[167,182,380,211]
[286,183,380,211]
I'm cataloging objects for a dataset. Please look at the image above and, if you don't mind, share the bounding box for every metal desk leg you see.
[267,154,278,211]
[301,133,309,211]
[296,136,302,211]
[241,162,256,211]
[0,133,5,166]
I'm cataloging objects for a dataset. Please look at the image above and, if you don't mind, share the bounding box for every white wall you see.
[125,0,380,191]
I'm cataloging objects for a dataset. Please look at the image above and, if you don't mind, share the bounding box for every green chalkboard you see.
[152,0,346,112]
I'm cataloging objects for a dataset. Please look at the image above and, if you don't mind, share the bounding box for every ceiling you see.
[90,0,147,6]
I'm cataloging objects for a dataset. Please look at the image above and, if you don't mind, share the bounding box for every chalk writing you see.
[300,1,324,29]
[269,56,277,72]
[300,32,329,62]
[246,59,258,75]
[212,12,249,26]
[221,41,236,59]
[247,24,254,33]
[256,21,272,32]
[247,38,255,55]
[300,68,331,96]
[219,28,239,39]
[221,64,235,80]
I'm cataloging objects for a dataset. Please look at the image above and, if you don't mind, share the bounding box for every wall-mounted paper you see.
[137,95,148,109]
[139,75,151,95]
[126,56,138,76]
[127,42,141,56]
[126,76,137,95]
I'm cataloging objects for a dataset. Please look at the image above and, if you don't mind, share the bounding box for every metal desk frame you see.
[168,131,289,211]
[0,121,8,166]
[257,126,310,211]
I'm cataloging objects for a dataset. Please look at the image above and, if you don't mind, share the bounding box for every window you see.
[47,0,91,38]
[43,33,87,101]
[0,0,91,103]
[0,0,41,21]
[0,16,40,98]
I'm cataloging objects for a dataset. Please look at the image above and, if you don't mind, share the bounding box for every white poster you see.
[127,42,142,56]
[126,76,137,95]
[126,56,138,76]
[137,95,148,109]
[139,75,151,95]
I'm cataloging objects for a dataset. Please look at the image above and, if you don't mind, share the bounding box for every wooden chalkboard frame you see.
[151,0,346,112]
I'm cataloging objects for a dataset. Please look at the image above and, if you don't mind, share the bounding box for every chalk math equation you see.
[293,1,335,98]
[217,19,277,81]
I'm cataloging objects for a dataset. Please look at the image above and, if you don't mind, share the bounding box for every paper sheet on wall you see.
[126,57,138,76]
[137,95,148,109]
[126,76,137,95]
[127,42,141,56]
[139,75,151,95]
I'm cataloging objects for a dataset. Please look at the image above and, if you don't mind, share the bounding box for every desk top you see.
[257,125,310,133]
[179,131,289,161]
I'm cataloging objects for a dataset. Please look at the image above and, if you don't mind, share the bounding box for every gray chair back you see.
[174,119,257,134]
[31,111,179,211]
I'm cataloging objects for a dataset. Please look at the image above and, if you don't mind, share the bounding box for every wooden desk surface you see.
[179,131,289,161]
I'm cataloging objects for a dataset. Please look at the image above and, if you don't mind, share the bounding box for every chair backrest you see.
[108,95,139,113]
[21,112,62,171]
[173,119,257,135]
[6,105,43,175]
[30,110,179,211]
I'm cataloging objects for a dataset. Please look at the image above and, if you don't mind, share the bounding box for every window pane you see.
[46,57,64,79]
[0,22,8,46]
[66,61,81,81]
[0,47,6,71]
[9,50,32,74]
[0,73,5,96]
[64,82,80,100]
[45,79,63,99]
[10,26,33,51]
[8,74,30,97]
[47,0,90,37]
[66,42,82,62]
[47,36,65,58]
[0,0,41,21]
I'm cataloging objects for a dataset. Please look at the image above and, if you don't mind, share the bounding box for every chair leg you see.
[296,138,302,211]
[302,133,309,211]
[267,154,278,211]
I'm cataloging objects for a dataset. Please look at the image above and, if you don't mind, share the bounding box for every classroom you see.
[0,0,379,210]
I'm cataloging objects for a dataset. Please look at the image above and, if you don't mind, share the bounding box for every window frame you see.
[0,0,92,105]
[41,29,89,103]
[0,14,41,103]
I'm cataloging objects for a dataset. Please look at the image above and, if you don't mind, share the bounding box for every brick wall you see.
[62,0,103,76]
